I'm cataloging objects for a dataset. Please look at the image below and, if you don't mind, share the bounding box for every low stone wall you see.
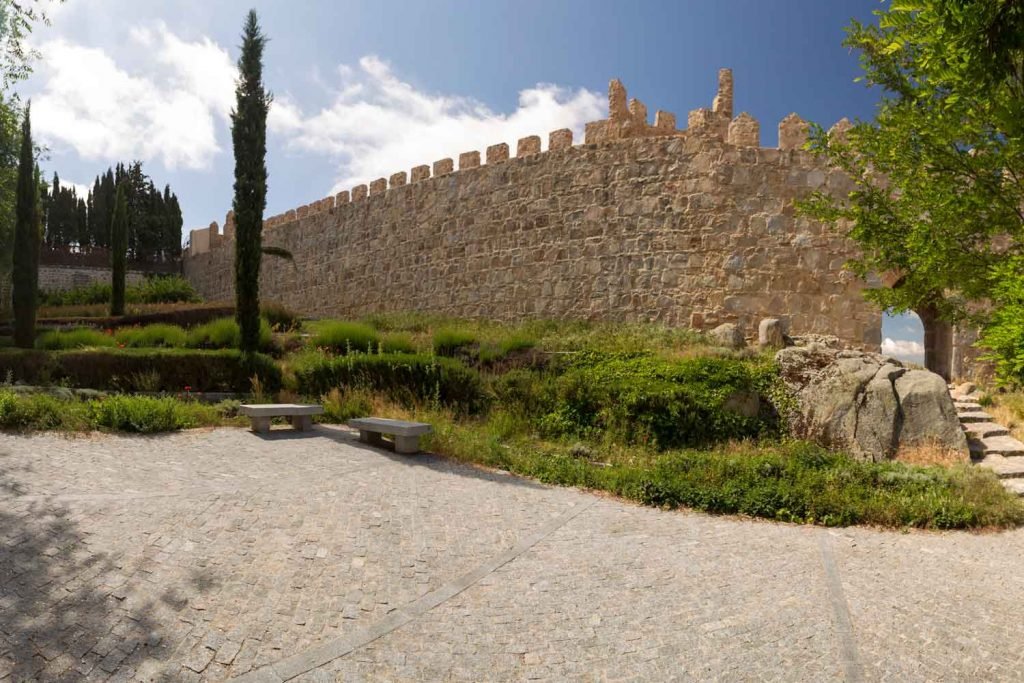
[40,265,150,294]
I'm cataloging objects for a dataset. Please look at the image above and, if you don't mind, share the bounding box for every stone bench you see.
[348,417,433,454]
[239,404,323,433]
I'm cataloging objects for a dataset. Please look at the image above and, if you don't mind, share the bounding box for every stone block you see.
[369,178,388,195]
[728,112,760,147]
[351,184,368,201]
[459,151,481,170]
[758,318,787,349]
[517,135,541,157]
[778,113,809,150]
[411,165,430,182]
[389,172,407,188]
[433,158,454,176]
[335,190,350,205]
[549,129,573,151]
[654,111,676,132]
[709,322,745,349]
[486,143,510,164]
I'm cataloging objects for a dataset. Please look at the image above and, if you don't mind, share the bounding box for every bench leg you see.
[359,430,384,446]
[393,435,420,454]
[250,416,271,434]
[289,415,312,431]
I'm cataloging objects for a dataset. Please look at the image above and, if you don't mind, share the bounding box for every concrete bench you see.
[348,417,433,454]
[239,404,323,433]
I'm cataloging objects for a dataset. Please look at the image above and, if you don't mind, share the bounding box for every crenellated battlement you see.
[187,69,847,255]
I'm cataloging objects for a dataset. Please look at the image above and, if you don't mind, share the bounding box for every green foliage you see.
[433,328,477,356]
[380,332,416,354]
[261,301,301,331]
[319,387,374,423]
[109,183,128,316]
[478,333,536,363]
[312,321,379,354]
[979,256,1024,384]
[292,350,486,413]
[0,389,222,433]
[88,394,214,433]
[232,10,270,353]
[186,316,271,351]
[528,353,778,449]
[424,416,1023,530]
[114,323,188,349]
[12,104,37,348]
[798,0,1024,322]
[41,275,201,306]
[0,348,281,392]
[35,327,116,350]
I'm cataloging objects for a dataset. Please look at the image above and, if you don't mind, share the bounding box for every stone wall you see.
[184,70,882,349]
[40,265,150,293]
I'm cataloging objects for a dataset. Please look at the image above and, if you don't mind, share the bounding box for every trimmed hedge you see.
[0,348,281,393]
[293,352,486,413]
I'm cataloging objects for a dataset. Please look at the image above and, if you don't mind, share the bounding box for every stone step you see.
[959,411,994,424]
[955,402,983,412]
[972,453,1024,478]
[963,422,1010,439]
[1002,479,1024,497]
[979,434,1024,457]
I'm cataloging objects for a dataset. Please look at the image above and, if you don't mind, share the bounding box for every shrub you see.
[36,328,117,350]
[292,351,486,413]
[115,323,188,348]
[41,275,201,307]
[262,302,302,331]
[479,333,536,363]
[312,321,379,354]
[533,353,778,449]
[0,348,282,393]
[320,387,374,422]
[132,276,201,304]
[433,328,477,356]
[0,389,222,433]
[89,395,215,433]
[187,317,272,351]
[380,332,416,354]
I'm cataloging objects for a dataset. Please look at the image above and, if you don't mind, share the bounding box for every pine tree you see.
[231,10,270,353]
[109,184,128,316]
[12,105,39,348]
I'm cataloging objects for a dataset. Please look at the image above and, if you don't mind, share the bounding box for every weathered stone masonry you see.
[184,69,882,349]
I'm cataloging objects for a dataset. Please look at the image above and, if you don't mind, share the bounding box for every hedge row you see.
[292,352,486,413]
[0,349,281,393]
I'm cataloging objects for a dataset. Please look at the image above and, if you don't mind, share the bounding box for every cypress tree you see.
[12,105,39,348]
[109,184,128,316]
[231,10,270,353]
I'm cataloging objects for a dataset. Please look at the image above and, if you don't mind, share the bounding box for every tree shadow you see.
[0,455,169,680]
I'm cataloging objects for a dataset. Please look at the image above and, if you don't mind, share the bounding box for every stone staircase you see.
[950,384,1024,496]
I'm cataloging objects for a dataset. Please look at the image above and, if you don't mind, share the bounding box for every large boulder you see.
[775,343,967,461]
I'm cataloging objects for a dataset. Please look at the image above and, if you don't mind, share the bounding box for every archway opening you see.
[881,309,953,380]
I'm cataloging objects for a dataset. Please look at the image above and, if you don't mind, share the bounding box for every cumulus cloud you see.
[32,24,235,170]
[882,337,925,362]
[270,56,605,192]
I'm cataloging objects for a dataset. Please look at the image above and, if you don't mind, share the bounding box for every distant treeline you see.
[43,162,183,262]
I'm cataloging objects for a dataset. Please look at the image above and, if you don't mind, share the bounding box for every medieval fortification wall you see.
[183,69,882,350]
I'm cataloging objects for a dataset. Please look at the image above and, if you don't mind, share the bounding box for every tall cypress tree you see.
[231,10,270,353]
[109,184,128,316]
[12,105,39,348]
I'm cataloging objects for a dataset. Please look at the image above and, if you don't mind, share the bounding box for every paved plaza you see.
[1,426,1023,681]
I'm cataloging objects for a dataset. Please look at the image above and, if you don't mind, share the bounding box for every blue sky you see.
[17,0,924,360]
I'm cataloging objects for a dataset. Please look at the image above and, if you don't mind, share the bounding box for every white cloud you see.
[31,24,235,170]
[270,56,605,192]
[882,337,925,362]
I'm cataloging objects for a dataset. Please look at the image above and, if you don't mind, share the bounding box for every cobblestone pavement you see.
[1,427,1024,682]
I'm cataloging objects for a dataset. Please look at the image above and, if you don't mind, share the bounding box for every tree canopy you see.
[799,0,1024,323]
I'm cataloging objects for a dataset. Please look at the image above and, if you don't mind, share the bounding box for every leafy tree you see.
[798,0,1023,326]
[11,104,38,347]
[231,10,270,354]
[109,183,127,316]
